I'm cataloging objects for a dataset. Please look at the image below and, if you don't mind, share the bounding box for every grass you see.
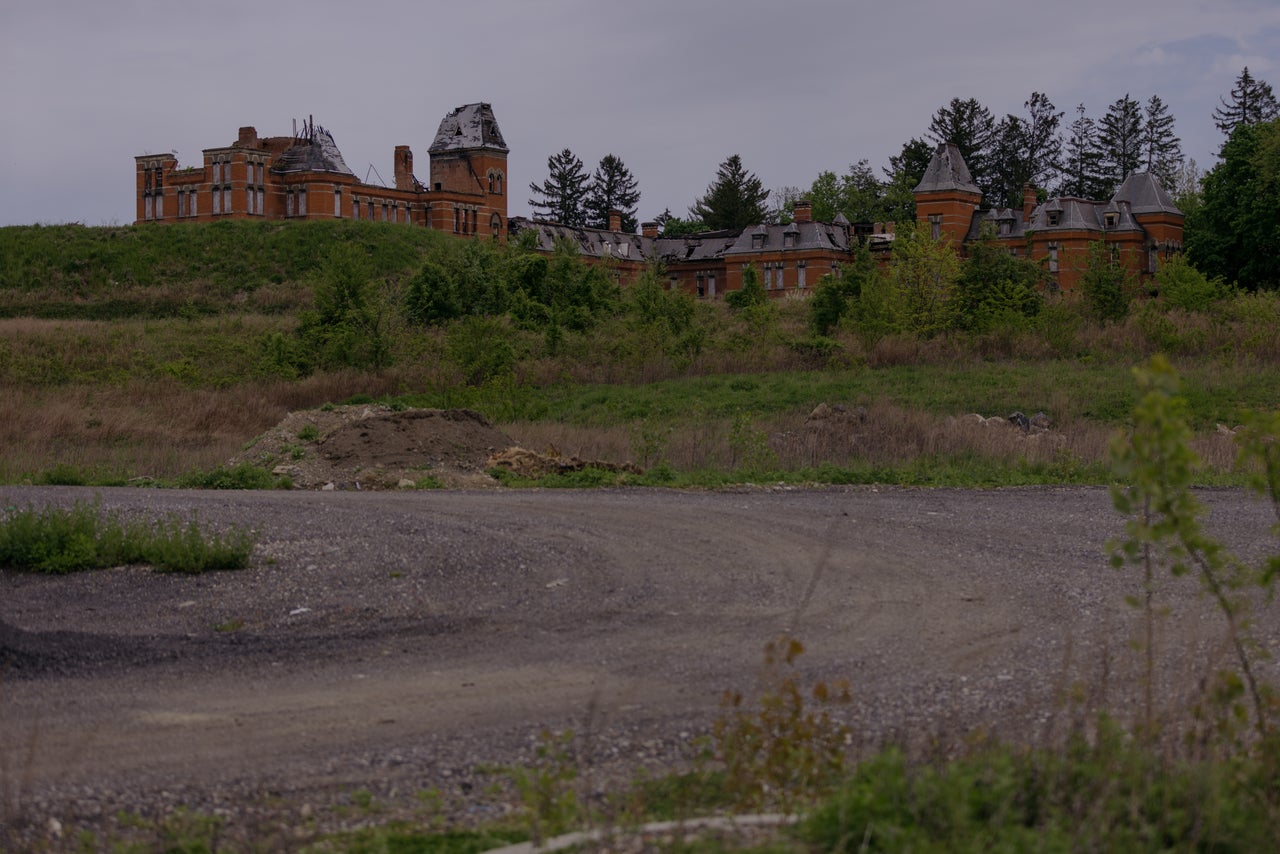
[0,499,256,573]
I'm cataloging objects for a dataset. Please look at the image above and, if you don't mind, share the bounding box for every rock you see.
[808,403,834,420]
[1029,411,1051,430]
[1008,411,1031,432]
[397,478,415,489]
[321,482,336,491]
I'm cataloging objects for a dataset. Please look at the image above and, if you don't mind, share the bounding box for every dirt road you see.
[3,485,1278,842]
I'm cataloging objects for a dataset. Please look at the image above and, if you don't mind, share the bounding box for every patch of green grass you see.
[297,424,319,442]
[320,825,527,854]
[175,462,283,490]
[0,499,257,573]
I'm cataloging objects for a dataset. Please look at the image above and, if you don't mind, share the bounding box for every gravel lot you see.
[3,484,1279,848]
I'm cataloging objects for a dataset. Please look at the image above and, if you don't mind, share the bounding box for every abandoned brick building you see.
[135,103,509,239]
[136,107,1182,297]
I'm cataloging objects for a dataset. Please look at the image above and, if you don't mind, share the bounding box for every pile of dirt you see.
[487,446,643,478]
[232,406,515,490]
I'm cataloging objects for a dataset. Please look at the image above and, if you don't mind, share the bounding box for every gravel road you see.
[2,485,1279,846]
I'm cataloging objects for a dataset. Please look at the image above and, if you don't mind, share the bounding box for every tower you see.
[913,142,981,244]
[428,103,509,237]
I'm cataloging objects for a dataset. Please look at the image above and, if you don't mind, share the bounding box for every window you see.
[1149,246,1159,274]
[1103,212,1118,229]
[764,265,773,290]
[144,195,153,220]
[490,213,501,234]
[669,275,678,291]
[696,275,705,298]
[213,162,221,184]
[257,188,264,215]
[334,188,341,217]
[798,261,807,289]
[929,214,942,240]
[494,172,503,194]
[222,188,231,213]
[212,189,221,215]
[453,207,460,233]
[707,275,716,297]
[178,192,186,218]
[1047,242,1059,273]
[247,187,255,215]
[1046,210,1061,227]
[286,192,294,218]
[256,163,264,184]
[298,189,306,217]
[367,200,374,220]
[155,194,163,218]
[352,198,360,220]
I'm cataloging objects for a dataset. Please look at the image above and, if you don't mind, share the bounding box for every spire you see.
[914,142,980,195]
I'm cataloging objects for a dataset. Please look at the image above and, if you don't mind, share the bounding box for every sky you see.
[2,0,1279,228]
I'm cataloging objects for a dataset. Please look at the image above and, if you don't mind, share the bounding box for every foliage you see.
[927,97,996,200]
[1058,103,1109,199]
[886,221,961,336]
[689,154,769,230]
[807,160,887,223]
[1098,93,1144,195]
[528,148,589,227]
[296,242,394,372]
[1186,118,1280,290]
[808,245,877,335]
[176,462,285,490]
[708,635,850,811]
[954,227,1045,332]
[1212,66,1280,138]
[1155,254,1229,312]
[446,315,517,386]
[0,499,256,574]
[1142,94,1184,190]
[584,154,641,233]
[1110,356,1274,737]
[724,263,766,311]
[1078,241,1136,322]
[504,729,581,844]
[986,92,1064,208]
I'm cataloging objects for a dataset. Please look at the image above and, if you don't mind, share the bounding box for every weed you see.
[708,635,850,812]
[297,424,319,442]
[0,499,256,573]
[214,618,244,633]
[505,729,582,844]
[176,462,279,490]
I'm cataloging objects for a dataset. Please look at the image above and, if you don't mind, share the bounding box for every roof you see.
[430,103,508,154]
[508,217,652,261]
[1024,197,1143,233]
[1112,172,1183,215]
[722,221,852,255]
[914,142,981,195]
[271,126,353,176]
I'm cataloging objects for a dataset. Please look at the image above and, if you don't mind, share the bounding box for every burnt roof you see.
[430,103,508,154]
[271,126,353,176]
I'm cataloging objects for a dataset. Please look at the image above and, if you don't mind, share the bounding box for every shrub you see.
[0,500,256,574]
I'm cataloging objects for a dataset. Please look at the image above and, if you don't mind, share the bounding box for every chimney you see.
[793,200,812,223]
[641,221,659,238]
[1022,183,1037,220]
[237,126,258,147]
[394,145,415,191]
[607,209,622,232]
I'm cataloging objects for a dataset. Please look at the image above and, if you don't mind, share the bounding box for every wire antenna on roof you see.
[365,163,387,187]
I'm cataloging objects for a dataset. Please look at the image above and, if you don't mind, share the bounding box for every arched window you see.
[490,213,501,235]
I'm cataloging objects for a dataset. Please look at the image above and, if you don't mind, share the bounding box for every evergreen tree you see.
[990,92,1065,207]
[1212,66,1280,137]
[584,154,640,232]
[927,97,996,200]
[881,137,933,222]
[689,154,769,230]
[1058,104,1107,199]
[988,115,1029,209]
[1098,94,1144,195]
[1142,95,1183,190]
[807,160,885,223]
[528,148,588,227]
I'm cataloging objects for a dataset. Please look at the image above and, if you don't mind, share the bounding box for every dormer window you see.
[752,232,766,249]
[1046,211,1061,227]
[1103,212,1118,229]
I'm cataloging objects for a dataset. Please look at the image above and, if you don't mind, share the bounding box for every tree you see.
[887,221,961,336]
[955,225,1046,332]
[1098,94,1144,195]
[806,160,885,223]
[690,155,769,230]
[990,92,1065,207]
[927,97,996,200]
[1141,95,1183,190]
[528,148,588,227]
[809,245,877,335]
[1212,67,1279,138]
[881,137,933,222]
[655,208,705,236]
[1058,104,1107,199]
[584,154,640,233]
[1186,118,1280,289]
[1079,241,1136,321]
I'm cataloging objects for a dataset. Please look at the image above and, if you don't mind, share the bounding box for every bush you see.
[1156,254,1230,312]
[0,500,256,574]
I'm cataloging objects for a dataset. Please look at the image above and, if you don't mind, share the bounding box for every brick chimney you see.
[237,126,259,147]
[608,209,622,232]
[641,221,659,238]
[394,146,415,191]
[1022,183,1037,220]
[793,200,812,223]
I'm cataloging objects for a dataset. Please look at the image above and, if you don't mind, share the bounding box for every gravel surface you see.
[2,484,1279,849]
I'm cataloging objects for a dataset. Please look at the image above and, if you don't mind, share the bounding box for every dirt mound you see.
[487,446,643,478]
[233,406,514,490]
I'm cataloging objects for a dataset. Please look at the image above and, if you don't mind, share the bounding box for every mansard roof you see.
[722,221,852,255]
[271,126,354,176]
[1024,197,1143,233]
[508,217,652,261]
[914,142,981,195]
[430,103,508,154]
[1112,172,1183,215]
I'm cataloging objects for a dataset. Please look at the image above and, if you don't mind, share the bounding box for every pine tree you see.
[1141,95,1183,190]
[1021,92,1064,191]
[987,93,1061,208]
[584,154,640,232]
[1212,66,1280,137]
[1058,104,1107,199]
[1098,94,1144,195]
[927,97,996,200]
[689,154,769,230]
[528,148,588,227]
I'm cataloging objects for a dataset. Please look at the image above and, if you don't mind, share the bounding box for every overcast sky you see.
[2,0,1278,228]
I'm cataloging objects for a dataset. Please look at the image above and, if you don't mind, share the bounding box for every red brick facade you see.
[135,104,508,240]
